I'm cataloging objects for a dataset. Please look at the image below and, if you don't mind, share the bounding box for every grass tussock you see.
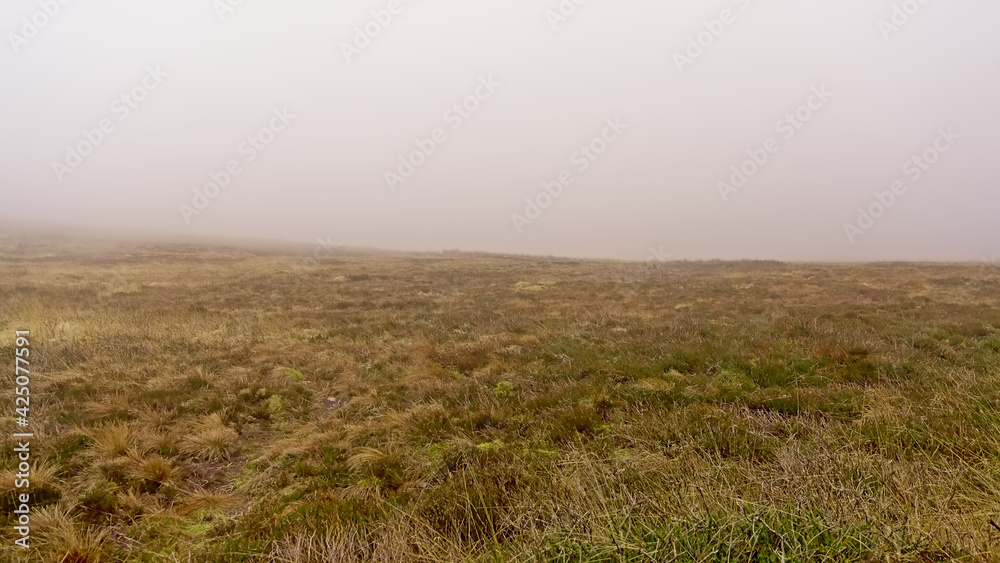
[1,241,1000,560]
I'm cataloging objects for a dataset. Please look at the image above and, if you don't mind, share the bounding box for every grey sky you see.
[2,0,998,261]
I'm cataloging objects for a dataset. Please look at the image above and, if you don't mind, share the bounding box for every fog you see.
[2,0,998,261]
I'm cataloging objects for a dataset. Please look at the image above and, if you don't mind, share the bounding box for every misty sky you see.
[2,0,998,261]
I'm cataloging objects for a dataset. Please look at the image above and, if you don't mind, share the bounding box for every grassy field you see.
[2,240,1000,561]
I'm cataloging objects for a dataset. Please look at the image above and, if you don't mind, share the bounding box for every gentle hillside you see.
[2,243,1000,561]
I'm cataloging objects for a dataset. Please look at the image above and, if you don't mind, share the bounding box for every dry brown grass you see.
[1,240,1000,560]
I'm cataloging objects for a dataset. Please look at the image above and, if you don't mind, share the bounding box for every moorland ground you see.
[2,239,1000,561]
